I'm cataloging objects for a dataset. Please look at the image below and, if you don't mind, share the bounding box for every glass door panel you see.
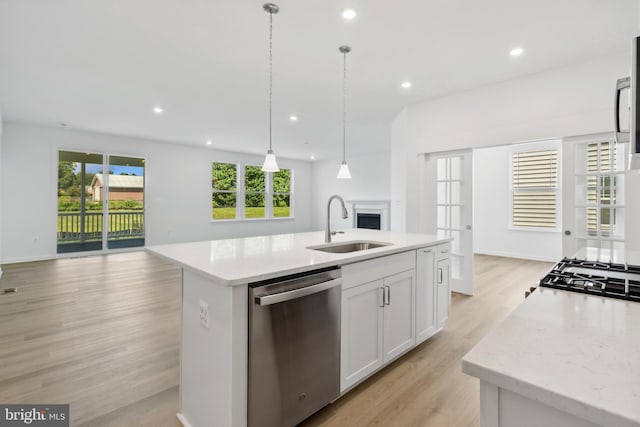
[57,151,104,253]
[563,138,625,256]
[106,156,145,249]
[435,151,473,295]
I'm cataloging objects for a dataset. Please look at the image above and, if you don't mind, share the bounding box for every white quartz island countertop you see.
[146,229,450,286]
[462,287,640,427]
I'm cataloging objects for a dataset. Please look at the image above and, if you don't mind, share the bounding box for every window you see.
[584,141,622,234]
[245,165,265,219]
[212,162,237,220]
[273,169,292,217]
[211,162,293,220]
[511,149,558,228]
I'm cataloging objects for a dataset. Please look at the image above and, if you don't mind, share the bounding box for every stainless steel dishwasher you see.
[248,267,342,427]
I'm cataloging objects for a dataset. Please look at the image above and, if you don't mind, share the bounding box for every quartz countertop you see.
[462,287,640,427]
[146,229,450,286]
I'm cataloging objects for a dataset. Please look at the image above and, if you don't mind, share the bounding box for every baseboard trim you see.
[473,250,558,263]
[1,254,55,264]
[176,413,192,427]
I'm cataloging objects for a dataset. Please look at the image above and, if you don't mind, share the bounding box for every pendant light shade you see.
[337,161,352,179]
[337,45,352,179]
[261,3,280,172]
[262,149,279,172]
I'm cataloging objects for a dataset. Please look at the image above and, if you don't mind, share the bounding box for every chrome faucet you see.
[326,195,348,243]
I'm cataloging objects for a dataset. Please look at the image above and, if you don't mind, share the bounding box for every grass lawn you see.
[212,206,290,220]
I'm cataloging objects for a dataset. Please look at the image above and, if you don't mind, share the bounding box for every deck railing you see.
[58,211,144,242]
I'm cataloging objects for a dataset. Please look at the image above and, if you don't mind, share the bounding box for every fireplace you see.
[357,213,381,230]
[348,200,390,231]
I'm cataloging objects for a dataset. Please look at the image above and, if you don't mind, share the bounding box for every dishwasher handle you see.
[256,278,343,306]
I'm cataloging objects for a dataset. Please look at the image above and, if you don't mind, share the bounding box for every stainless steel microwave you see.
[617,37,640,169]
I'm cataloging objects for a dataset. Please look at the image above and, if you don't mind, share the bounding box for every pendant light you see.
[337,45,352,179]
[261,3,280,172]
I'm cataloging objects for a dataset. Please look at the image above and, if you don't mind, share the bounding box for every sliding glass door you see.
[106,155,145,249]
[57,151,104,253]
[57,151,145,254]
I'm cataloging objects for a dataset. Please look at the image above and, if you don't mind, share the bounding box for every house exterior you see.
[91,173,144,202]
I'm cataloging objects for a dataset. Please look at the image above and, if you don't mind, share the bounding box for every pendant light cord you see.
[269,10,273,152]
[342,50,347,162]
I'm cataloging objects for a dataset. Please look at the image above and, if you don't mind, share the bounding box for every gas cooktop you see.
[539,257,640,302]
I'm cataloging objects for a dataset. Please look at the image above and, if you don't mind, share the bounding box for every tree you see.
[212,163,237,207]
[58,161,77,195]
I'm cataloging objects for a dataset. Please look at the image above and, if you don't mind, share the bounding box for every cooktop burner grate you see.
[539,257,640,302]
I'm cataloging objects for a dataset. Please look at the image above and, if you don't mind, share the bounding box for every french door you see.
[57,151,146,254]
[562,135,626,257]
[434,151,474,295]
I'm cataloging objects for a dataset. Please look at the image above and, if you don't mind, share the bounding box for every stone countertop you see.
[462,287,640,427]
[146,229,450,286]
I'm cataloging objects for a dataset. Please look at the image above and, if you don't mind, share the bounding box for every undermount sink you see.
[308,240,392,254]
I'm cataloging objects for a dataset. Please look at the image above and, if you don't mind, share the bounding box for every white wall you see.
[473,141,563,262]
[0,122,313,263]
[0,113,3,278]
[310,151,391,231]
[392,52,632,253]
[408,52,629,154]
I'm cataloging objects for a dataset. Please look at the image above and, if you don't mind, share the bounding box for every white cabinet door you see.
[415,247,436,344]
[341,279,384,392]
[436,257,450,329]
[382,270,416,363]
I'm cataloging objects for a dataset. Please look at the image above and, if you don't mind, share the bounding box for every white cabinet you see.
[341,253,417,392]
[382,270,416,363]
[415,247,436,344]
[341,245,448,392]
[341,279,384,390]
[436,245,451,330]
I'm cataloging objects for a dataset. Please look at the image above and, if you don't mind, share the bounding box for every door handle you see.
[385,285,391,306]
[256,278,342,306]
[564,230,572,236]
[380,287,385,307]
[438,268,443,284]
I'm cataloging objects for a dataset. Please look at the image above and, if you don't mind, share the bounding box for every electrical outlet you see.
[199,299,209,328]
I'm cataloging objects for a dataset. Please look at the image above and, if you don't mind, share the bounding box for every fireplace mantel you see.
[347,200,390,231]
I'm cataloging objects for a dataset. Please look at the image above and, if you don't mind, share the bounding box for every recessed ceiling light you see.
[310,155,316,160]
[510,47,524,57]
[289,115,298,122]
[206,140,212,145]
[401,81,412,89]
[152,106,164,114]
[342,8,356,20]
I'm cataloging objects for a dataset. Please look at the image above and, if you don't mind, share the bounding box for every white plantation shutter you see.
[512,150,557,228]
[587,142,615,232]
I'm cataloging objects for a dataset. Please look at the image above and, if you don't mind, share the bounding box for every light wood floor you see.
[0,252,552,426]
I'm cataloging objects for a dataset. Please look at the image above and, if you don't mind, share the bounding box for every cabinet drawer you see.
[342,251,416,290]
[437,242,451,261]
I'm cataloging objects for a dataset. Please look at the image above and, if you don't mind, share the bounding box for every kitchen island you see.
[147,229,452,427]
[462,248,640,427]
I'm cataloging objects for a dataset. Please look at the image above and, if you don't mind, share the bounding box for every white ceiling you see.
[0,0,638,161]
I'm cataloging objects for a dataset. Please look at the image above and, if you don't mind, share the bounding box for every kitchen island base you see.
[478,381,600,427]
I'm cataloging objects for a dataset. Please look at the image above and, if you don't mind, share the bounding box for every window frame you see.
[211,162,239,221]
[509,141,562,233]
[582,140,624,237]
[211,161,294,222]
[272,168,294,219]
